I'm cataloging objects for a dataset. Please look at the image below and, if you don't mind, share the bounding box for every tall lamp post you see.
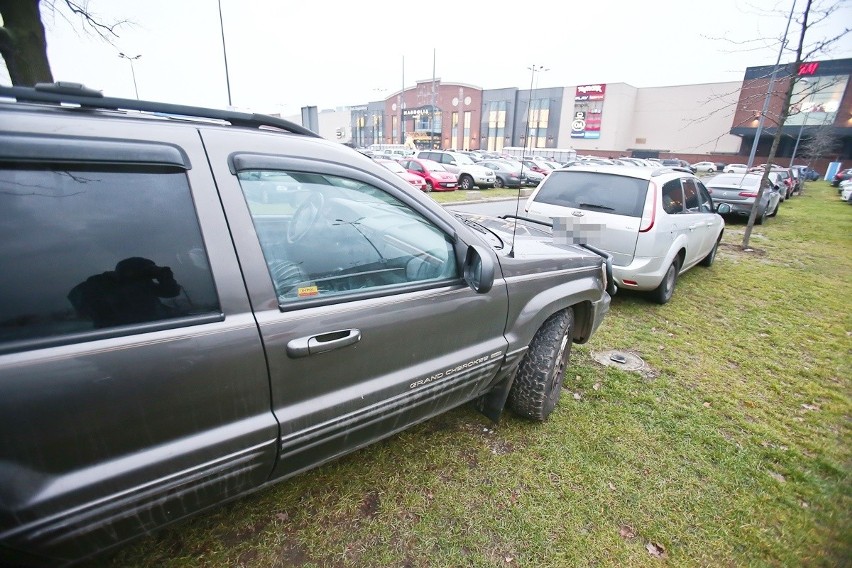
[526,65,548,151]
[118,53,141,99]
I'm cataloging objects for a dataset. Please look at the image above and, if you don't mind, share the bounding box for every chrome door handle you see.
[286,329,361,358]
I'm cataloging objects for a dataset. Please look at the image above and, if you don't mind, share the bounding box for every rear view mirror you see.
[463,245,495,293]
[716,203,732,214]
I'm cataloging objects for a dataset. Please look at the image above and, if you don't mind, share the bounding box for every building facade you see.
[293,57,851,165]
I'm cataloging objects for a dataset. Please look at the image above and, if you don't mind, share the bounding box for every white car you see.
[840,180,852,202]
[692,161,717,173]
[724,164,749,174]
[525,165,726,304]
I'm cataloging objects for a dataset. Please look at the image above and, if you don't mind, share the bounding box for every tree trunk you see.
[0,0,54,86]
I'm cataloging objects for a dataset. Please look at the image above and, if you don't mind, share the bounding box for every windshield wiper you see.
[578,203,615,211]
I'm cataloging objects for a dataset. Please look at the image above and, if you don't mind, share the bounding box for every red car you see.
[832,168,852,187]
[398,158,458,192]
[520,157,554,177]
[374,159,428,191]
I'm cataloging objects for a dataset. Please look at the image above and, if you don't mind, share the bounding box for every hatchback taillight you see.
[640,181,657,232]
[739,191,758,198]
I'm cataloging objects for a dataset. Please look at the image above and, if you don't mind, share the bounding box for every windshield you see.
[422,160,448,172]
[532,171,650,217]
[454,155,475,165]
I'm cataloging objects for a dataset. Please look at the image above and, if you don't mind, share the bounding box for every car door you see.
[200,130,511,480]
[0,118,278,563]
[682,178,717,267]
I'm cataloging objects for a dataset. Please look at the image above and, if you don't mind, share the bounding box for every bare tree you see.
[800,123,842,163]
[741,0,850,249]
[0,0,128,86]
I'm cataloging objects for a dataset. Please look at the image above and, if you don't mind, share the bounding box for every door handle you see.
[688,224,700,231]
[286,329,361,358]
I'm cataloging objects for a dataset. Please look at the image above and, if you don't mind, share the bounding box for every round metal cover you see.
[592,350,646,371]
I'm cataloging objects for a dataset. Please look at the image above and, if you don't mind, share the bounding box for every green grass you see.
[102,182,851,568]
[427,187,530,204]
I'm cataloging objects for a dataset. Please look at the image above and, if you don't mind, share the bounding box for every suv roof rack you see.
[0,82,321,138]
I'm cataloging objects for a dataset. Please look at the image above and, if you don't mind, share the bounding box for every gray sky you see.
[3,0,851,115]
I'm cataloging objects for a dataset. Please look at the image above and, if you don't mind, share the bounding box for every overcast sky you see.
[3,0,851,115]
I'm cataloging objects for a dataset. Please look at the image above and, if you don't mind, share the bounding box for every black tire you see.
[650,257,680,304]
[425,180,434,192]
[699,237,720,267]
[494,176,505,189]
[508,309,574,421]
[756,206,767,225]
[459,175,474,190]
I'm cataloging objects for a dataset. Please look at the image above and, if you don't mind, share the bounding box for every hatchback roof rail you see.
[0,82,321,138]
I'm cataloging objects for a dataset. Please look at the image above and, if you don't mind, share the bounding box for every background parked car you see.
[840,180,852,202]
[477,159,524,188]
[705,172,781,225]
[831,167,852,187]
[691,161,717,173]
[374,159,428,191]
[792,165,820,181]
[524,165,725,304]
[724,163,749,173]
[415,150,496,190]
[398,158,459,191]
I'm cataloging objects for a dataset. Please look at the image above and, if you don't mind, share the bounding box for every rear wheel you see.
[756,207,767,225]
[508,309,574,421]
[699,237,720,267]
[459,175,475,190]
[769,199,779,217]
[650,257,680,304]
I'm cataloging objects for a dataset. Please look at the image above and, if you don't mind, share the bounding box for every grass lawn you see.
[103,182,851,568]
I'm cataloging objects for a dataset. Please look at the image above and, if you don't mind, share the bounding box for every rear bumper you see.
[612,255,669,291]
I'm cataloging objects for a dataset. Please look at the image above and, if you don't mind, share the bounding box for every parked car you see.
[691,161,717,173]
[520,157,556,176]
[839,180,852,202]
[661,159,696,173]
[525,165,727,304]
[374,158,427,191]
[791,165,820,181]
[477,159,524,188]
[398,157,459,191]
[724,163,749,174]
[705,173,781,225]
[415,150,496,190]
[831,168,852,187]
[0,83,612,566]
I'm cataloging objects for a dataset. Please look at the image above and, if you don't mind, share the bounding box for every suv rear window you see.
[532,171,650,217]
[0,165,221,351]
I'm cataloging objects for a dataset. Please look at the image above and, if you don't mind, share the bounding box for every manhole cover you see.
[592,350,646,371]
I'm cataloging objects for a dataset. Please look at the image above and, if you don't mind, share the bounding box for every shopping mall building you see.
[289,57,851,169]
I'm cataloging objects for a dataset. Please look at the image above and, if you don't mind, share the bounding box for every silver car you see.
[705,173,781,224]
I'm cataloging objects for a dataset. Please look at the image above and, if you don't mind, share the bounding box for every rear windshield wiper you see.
[578,203,615,211]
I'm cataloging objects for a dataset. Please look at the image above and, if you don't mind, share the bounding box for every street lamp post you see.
[118,53,141,99]
[526,65,548,151]
[789,77,812,168]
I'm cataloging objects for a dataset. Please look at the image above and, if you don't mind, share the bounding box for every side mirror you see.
[716,203,732,214]
[463,245,495,294]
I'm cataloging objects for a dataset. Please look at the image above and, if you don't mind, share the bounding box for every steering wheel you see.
[287,192,325,244]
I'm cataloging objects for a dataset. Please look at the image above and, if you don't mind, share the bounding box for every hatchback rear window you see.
[532,171,650,217]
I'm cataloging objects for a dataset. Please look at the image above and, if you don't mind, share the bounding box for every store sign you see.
[574,84,606,101]
[797,62,819,76]
[572,85,605,139]
[403,105,436,117]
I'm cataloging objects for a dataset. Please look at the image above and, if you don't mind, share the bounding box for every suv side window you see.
[237,171,459,306]
[0,166,221,351]
[661,179,684,214]
[682,178,701,212]
[420,152,437,162]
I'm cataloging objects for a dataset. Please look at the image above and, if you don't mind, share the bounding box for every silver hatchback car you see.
[525,165,727,304]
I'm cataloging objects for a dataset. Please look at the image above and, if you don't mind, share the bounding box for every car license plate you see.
[447,183,456,188]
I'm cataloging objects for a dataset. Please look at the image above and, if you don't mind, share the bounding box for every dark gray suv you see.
[0,83,611,566]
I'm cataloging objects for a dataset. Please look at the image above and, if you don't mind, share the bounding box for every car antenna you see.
[510,65,546,258]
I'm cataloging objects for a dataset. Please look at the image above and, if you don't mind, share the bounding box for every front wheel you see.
[769,199,780,217]
[494,177,505,189]
[425,180,434,192]
[650,258,679,304]
[508,309,574,421]
[459,175,475,190]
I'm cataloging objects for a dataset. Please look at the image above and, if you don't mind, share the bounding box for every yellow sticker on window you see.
[297,286,319,297]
